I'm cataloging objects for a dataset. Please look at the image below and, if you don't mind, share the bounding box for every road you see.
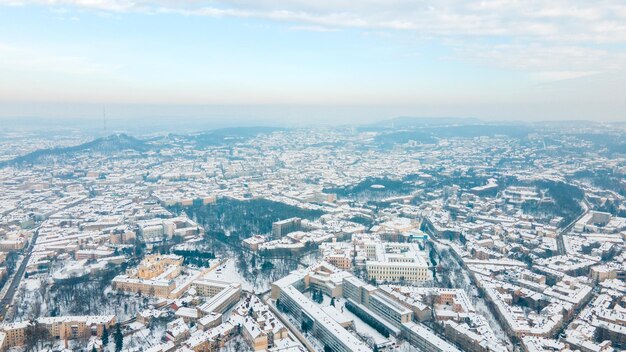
[556,198,590,255]
[0,228,39,320]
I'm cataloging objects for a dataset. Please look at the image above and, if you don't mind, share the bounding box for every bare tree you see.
[24,324,50,352]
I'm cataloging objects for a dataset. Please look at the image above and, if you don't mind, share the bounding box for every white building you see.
[364,240,430,282]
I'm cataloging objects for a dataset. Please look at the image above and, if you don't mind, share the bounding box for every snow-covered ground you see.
[208,251,300,294]
[299,251,322,266]
[10,275,156,323]
[205,258,254,292]
[11,277,47,321]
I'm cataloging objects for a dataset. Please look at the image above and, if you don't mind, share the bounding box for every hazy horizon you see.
[1,101,626,126]
[1,1,626,122]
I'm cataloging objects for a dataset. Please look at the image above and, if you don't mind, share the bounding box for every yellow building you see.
[138,254,183,279]
[36,315,116,340]
[112,276,176,297]
[0,322,29,348]
[0,238,27,252]
[112,254,183,298]
[325,253,352,270]
[192,279,232,297]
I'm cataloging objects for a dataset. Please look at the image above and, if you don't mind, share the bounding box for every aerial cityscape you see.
[0,119,624,352]
[1,1,626,352]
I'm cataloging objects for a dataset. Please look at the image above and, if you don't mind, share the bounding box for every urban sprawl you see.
[0,121,625,352]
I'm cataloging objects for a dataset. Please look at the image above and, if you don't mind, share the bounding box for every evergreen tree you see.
[114,323,123,352]
[102,326,109,346]
[92,346,98,352]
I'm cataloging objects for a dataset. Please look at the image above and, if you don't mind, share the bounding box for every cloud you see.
[1,1,624,41]
[0,0,127,12]
[288,25,338,33]
[530,71,600,82]
[2,0,626,79]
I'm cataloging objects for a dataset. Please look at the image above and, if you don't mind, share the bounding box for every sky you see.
[0,0,625,124]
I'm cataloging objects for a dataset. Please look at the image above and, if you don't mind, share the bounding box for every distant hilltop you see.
[0,127,285,168]
[366,116,482,129]
[0,133,147,167]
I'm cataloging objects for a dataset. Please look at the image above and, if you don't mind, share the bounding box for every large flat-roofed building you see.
[342,276,411,329]
[272,262,459,351]
[272,217,301,239]
[198,283,242,315]
[278,285,370,352]
[192,278,233,297]
[272,263,369,352]
[112,275,175,298]
[36,315,115,340]
[367,291,413,327]
[402,322,461,352]
[364,240,430,282]
[343,276,372,305]
[271,271,307,300]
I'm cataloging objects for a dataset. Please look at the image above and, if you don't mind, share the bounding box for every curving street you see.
[0,228,38,320]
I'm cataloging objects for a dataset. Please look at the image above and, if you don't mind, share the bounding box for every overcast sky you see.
[1,1,625,123]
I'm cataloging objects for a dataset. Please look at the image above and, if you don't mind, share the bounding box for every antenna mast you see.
[103,105,107,132]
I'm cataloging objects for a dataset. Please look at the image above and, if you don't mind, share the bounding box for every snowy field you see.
[204,258,254,291]
[11,276,157,323]
[208,249,301,294]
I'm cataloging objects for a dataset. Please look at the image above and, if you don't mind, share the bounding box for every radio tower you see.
[103,105,107,133]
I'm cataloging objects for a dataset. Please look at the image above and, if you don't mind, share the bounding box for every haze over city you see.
[1,0,626,123]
